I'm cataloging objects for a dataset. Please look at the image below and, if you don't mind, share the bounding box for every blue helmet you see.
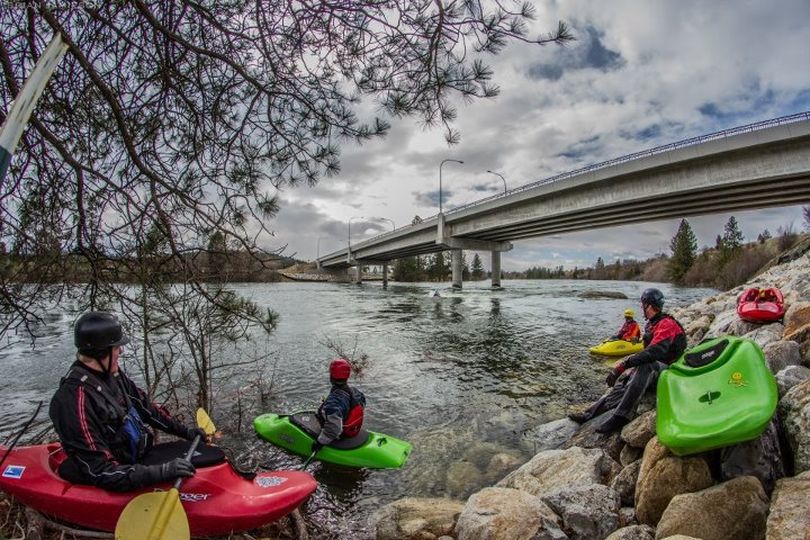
[640,288,665,309]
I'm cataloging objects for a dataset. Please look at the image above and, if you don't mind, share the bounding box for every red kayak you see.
[737,287,785,323]
[0,442,316,536]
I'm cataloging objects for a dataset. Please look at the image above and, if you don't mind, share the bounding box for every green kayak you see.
[254,412,411,469]
[656,336,777,456]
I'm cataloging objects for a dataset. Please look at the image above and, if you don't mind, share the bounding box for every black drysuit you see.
[49,361,192,491]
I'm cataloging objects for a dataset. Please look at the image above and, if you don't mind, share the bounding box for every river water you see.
[0,279,715,537]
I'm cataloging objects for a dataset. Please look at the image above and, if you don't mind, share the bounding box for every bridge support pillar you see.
[451,249,463,289]
[354,265,362,284]
[382,262,388,288]
[491,251,502,288]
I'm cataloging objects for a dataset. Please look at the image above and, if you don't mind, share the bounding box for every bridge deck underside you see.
[460,173,810,242]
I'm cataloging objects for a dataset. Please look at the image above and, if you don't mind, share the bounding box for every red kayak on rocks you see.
[737,287,785,323]
[0,442,317,536]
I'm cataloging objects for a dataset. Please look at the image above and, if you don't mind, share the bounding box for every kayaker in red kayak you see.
[311,358,367,454]
[612,308,641,342]
[49,311,208,491]
[569,288,686,433]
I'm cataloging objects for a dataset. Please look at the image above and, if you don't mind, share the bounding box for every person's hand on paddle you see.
[160,457,195,481]
[184,426,208,443]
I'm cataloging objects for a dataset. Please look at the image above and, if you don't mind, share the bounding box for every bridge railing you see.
[341,110,810,252]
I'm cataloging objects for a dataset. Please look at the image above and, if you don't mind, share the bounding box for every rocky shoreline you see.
[372,249,810,540]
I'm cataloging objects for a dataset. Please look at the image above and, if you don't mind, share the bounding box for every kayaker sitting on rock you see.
[50,311,208,491]
[612,308,641,342]
[569,288,687,433]
[311,358,367,454]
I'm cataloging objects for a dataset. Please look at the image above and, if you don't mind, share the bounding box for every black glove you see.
[605,364,625,387]
[185,426,207,442]
[159,458,195,481]
[311,441,324,455]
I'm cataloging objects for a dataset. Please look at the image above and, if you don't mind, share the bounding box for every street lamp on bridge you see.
[348,216,366,252]
[376,217,396,230]
[439,159,464,214]
[486,170,508,195]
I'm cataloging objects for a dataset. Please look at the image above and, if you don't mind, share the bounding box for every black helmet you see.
[640,288,665,309]
[74,311,130,352]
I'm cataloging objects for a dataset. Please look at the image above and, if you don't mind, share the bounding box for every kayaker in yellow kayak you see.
[612,308,641,342]
[311,358,367,455]
[569,288,686,433]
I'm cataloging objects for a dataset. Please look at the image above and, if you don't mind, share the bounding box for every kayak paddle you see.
[114,408,216,540]
[301,449,319,470]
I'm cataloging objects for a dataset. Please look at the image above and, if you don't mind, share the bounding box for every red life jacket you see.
[343,402,364,438]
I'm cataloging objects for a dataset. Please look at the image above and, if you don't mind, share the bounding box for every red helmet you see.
[329,358,352,381]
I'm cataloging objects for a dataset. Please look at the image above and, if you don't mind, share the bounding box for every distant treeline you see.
[0,248,300,283]
[509,212,809,289]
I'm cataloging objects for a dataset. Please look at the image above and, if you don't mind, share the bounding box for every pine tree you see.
[668,219,697,284]
[723,216,744,250]
[719,216,744,266]
[471,254,484,279]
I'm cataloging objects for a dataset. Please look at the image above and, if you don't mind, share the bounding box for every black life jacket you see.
[60,366,151,463]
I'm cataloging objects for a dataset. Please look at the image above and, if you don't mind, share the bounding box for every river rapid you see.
[0,279,715,537]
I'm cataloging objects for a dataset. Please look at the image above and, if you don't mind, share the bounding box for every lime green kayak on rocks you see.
[254,412,411,469]
[656,336,777,456]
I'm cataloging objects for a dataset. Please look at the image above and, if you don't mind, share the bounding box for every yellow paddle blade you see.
[115,488,189,540]
[196,407,216,436]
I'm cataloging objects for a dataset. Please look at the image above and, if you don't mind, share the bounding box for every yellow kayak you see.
[589,339,644,357]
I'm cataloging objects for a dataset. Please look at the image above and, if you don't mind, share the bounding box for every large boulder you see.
[766,470,810,540]
[727,318,763,337]
[620,444,644,466]
[372,497,464,540]
[778,378,810,474]
[497,446,617,498]
[743,324,785,349]
[705,310,738,338]
[611,460,642,506]
[484,453,524,484]
[783,301,810,341]
[605,525,656,540]
[621,410,657,449]
[783,301,810,361]
[719,418,786,494]
[762,340,802,374]
[635,438,714,526]
[775,365,810,398]
[446,460,484,499]
[541,483,621,540]
[655,476,768,540]
[521,418,580,455]
[455,487,566,540]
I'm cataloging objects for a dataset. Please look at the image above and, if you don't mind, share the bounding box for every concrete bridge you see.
[319,112,810,288]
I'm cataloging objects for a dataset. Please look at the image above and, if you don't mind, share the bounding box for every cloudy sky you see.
[269,1,810,271]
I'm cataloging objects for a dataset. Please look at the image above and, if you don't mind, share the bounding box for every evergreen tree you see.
[719,216,744,266]
[471,254,484,279]
[723,216,744,250]
[668,218,697,284]
[757,229,772,244]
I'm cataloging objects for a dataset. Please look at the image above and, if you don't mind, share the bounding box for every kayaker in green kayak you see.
[49,312,209,491]
[569,288,686,433]
[310,358,367,455]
